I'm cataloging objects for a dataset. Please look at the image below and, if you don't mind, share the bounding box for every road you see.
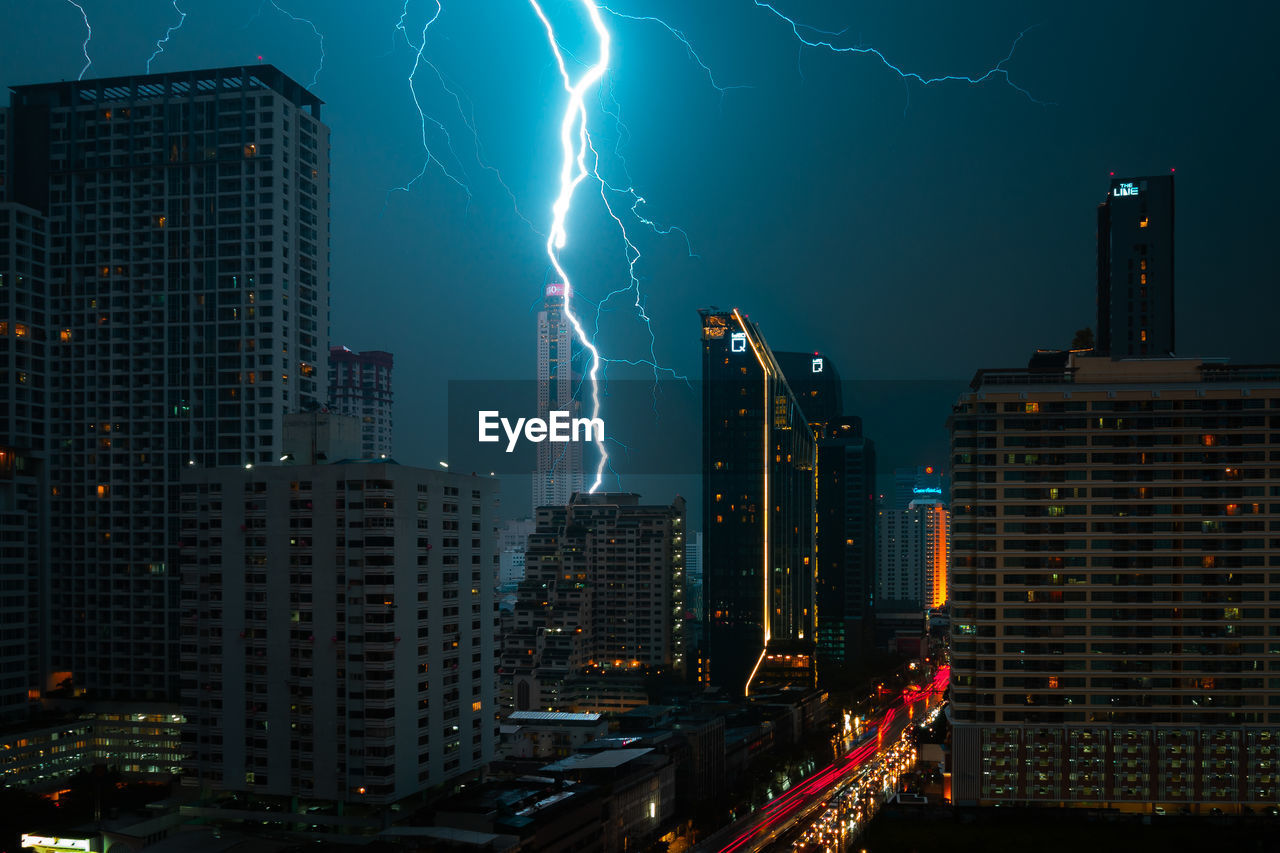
[694,666,949,853]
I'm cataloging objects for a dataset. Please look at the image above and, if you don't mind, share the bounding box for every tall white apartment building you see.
[2,66,330,700]
[179,459,499,803]
[877,495,951,612]
[328,345,393,458]
[532,283,582,509]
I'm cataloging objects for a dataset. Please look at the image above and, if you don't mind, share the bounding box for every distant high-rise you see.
[3,66,330,701]
[533,283,583,508]
[701,309,817,696]
[500,493,685,713]
[816,416,876,665]
[685,531,704,623]
[497,517,536,591]
[328,346,393,457]
[877,468,950,612]
[1097,174,1175,357]
[776,350,843,439]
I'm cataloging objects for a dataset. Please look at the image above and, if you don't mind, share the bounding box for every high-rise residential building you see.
[501,493,685,713]
[876,474,950,613]
[949,353,1280,809]
[0,203,48,723]
[1097,174,1175,358]
[700,309,817,696]
[777,350,843,439]
[533,283,583,509]
[328,346,393,458]
[179,454,499,803]
[816,416,877,665]
[2,66,330,702]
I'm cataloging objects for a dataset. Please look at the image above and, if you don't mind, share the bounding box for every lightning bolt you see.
[63,0,92,81]
[385,1,473,205]
[527,0,613,493]
[147,1,188,73]
[384,3,539,230]
[597,4,749,99]
[753,1,1045,104]
[261,0,325,89]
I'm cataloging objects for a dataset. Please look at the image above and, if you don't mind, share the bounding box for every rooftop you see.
[10,65,321,116]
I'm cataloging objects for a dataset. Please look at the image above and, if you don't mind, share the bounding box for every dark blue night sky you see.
[3,1,1277,517]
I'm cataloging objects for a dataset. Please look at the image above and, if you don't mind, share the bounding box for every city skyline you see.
[2,3,1276,486]
[3,2,1280,846]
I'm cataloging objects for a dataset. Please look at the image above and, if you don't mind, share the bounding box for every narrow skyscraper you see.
[533,283,583,508]
[816,416,877,665]
[1097,174,1175,357]
[700,309,817,696]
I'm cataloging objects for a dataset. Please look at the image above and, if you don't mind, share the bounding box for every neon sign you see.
[812,358,824,373]
[730,332,746,353]
[913,486,943,495]
[1112,182,1139,198]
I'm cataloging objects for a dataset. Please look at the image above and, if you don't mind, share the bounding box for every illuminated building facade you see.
[950,354,1280,809]
[2,66,330,702]
[328,346,393,457]
[815,416,877,664]
[700,309,817,696]
[501,493,685,713]
[533,283,583,508]
[877,467,950,612]
[1097,174,1175,358]
[180,457,499,802]
[776,350,843,439]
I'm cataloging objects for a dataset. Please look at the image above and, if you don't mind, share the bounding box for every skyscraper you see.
[533,283,583,508]
[877,468,950,612]
[815,416,877,665]
[776,350,843,439]
[328,346,393,458]
[3,66,329,700]
[950,353,1280,808]
[701,309,817,696]
[1097,174,1175,358]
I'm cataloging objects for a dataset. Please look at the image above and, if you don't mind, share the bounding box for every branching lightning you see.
[386,1,474,205]
[597,4,749,99]
[147,1,188,73]
[261,0,325,88]
[63,0,92,81]
[753,1,1045,104]
[527,0,612,493]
